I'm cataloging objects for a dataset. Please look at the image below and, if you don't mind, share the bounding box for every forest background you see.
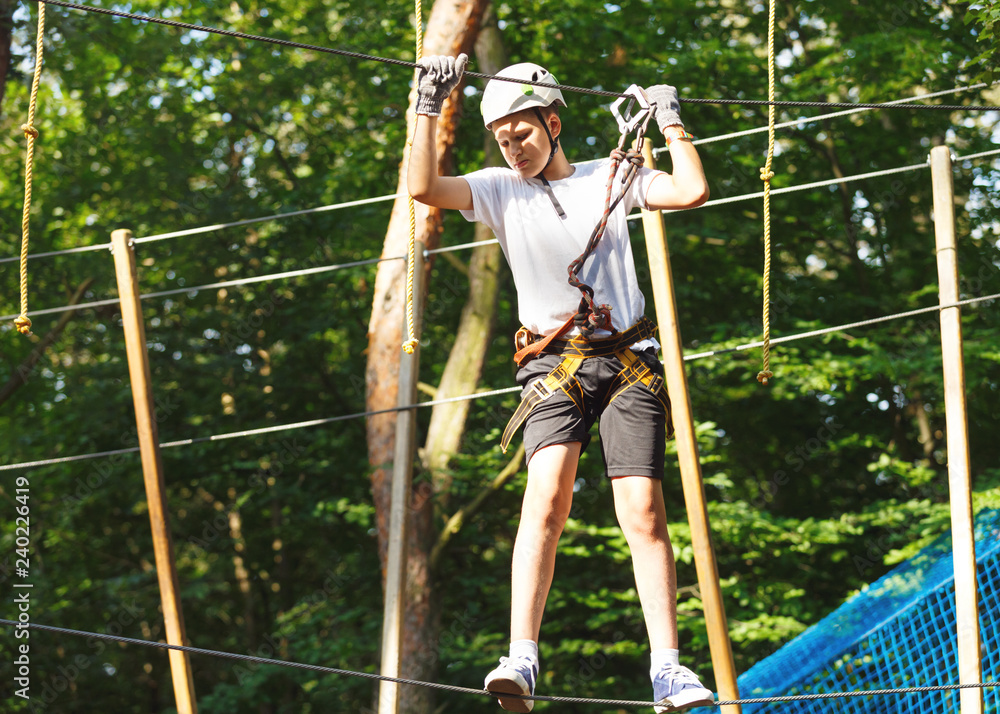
[1,0,999,712]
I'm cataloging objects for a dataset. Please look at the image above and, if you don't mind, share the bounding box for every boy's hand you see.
[415,54,469,116]
[646,84,684,132]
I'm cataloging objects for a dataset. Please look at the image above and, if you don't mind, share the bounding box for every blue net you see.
[737,508,1000,712]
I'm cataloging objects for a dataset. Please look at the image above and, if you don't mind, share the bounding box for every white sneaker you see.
[652,663,714,711]
[484,655,538,712]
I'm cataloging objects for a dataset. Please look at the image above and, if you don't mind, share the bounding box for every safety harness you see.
[501,88,673,454]
[501,315,672,453]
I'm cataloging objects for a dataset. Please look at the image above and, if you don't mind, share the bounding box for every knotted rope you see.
[567,146,645,337]
[401,0,424,355]
[757,0,777,384]
[15,3,47,337]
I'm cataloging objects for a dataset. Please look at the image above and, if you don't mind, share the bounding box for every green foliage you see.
[965,2,1000,83]
[1,0,999,712]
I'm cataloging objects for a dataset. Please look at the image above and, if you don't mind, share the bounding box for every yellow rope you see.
[14,3,46,337]
[401,0,424,355]
[757,0,776,385]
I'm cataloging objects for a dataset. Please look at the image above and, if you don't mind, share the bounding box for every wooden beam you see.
[930,146,983,714]
[378,241,425,714]
[111,229,198,714]
[638,143,741,713]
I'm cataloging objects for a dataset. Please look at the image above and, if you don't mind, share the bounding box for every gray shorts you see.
[514,349,670,478]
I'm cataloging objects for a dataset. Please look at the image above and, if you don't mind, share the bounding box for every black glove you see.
[415,54,469,116]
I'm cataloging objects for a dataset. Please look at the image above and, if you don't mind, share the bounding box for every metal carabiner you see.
[610,84,653,150]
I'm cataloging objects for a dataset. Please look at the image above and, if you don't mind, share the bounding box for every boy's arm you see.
[407,55,474,211]
[642,84,710,211]
[409,114,474,211]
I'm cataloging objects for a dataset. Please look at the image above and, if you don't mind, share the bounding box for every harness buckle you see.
[530,378,556,401]
[610,85,653,147]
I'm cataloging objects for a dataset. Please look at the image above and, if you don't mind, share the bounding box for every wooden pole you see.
[930,146,983,714]
[111,229,198,714]
[378,241,425,714]
[638,143,742,713]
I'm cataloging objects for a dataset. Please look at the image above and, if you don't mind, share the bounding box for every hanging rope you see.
[401,0,424,355]
[567,147,645,336]
[567,89,653,338]
[757,0,777,385]
[14,3,47,336]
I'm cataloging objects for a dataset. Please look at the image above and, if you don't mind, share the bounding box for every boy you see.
[408,54,713,712]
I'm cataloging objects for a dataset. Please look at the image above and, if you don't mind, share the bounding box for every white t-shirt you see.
[460,157,661,347]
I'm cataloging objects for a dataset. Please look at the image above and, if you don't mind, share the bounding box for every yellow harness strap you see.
[500,346,673,454]
[501,356,584,453]
[607,347,674,439]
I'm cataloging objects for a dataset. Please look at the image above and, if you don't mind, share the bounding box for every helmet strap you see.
[532,108,567,219]
[532,108,560,175]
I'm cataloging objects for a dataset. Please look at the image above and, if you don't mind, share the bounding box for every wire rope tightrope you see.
[5,149,1000,326]
[0,620,997,708]
[27,0,1000,111]
[14,3,46,336]
[658,80,1000,154]
[3,293,997,474]
[7,146,998,270]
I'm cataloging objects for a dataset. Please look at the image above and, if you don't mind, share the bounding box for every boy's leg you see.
[609,475,677,649]
[511,441,581,642]
[486,441,580,712]
[611,475,713,711]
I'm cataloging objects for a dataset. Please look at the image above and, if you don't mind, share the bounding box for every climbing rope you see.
[26,1,1000,112]
[567,88,652,337]
[14,3,46,337]
[756,0,777,385]
[1,619,998,708]
[401,0,424,355]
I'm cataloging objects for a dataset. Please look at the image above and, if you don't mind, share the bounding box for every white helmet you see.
[481,62,567,129]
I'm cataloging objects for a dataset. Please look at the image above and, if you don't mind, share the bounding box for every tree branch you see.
[0,278,95,408]
[429,442,525,573]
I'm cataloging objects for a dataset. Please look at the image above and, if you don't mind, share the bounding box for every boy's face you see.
[491,110,558,178]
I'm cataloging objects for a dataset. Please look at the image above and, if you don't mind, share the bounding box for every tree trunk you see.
[364,1,488,712]
[420,8,507,513]
[0,0,15,116]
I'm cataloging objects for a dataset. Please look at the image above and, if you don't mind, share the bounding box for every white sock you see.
[650,648,680,680]
[510,639,539,664]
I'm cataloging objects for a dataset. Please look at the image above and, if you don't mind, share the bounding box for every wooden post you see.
[378,242,425,714]
[111,229,198,714]
[638,144,742,713]
[930,146,983,714]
